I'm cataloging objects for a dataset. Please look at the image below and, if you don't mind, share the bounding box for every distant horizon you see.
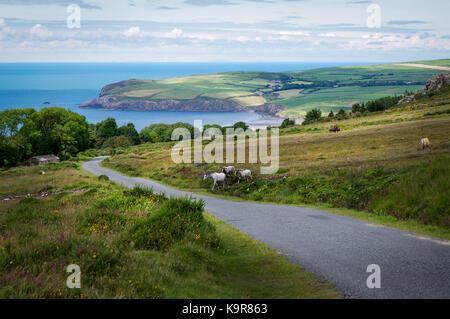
[0,58,448,66]
[0,59,448,64]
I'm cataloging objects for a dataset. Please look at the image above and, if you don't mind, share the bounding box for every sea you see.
[0,62,372,131]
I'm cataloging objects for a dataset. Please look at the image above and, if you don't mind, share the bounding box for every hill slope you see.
[100,76,450,234]
[81,59,450,117]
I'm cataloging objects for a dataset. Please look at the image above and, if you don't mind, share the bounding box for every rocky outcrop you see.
[398,73,450,105]
[80,96,248,113]
[253,103,282,116]
[398,95,416,105]
[419,73,450,94]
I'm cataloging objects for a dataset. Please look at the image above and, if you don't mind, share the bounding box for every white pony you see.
[237,169,252,183]
[222,166,235,176]
[421,138,431,150]
[203,172,227,190]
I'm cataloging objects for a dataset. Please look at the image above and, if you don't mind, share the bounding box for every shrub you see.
[304,108,322,122]
[78,207,126,234]
[122,196,218,250]
[123,186,167,204]
[280,119,295,129]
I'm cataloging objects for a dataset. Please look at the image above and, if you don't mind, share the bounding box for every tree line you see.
[302,91,413,125]
[0,107,252,168]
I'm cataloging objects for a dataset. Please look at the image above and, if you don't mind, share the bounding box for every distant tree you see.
[22,107,90,158]
[103,135,132,149]
[352,103,361,113]
[203,124,224,136]
[328,110,335,118]
[118,123,141,145]
[233,121,249,131]
[148,132,159,143]
[139,122,195,143]
[304,108,322,123]
[97,118,118,139]
[280,118,295,128]
[0,107,90,166]
[365,95,403,112]
[139,128,159,143]
[337,109,347,116]
[0,108,35,167]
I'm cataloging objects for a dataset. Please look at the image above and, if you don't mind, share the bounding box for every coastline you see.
[246,113,285,130]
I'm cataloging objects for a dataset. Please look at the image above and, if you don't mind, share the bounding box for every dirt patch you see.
[395,63,450,72]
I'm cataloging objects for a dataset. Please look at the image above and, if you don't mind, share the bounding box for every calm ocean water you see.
[0,62,372,131]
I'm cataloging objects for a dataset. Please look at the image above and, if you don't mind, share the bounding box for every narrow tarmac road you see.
[83,157,450,299]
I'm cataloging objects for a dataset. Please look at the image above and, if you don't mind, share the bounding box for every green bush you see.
[78,207,127,234]
[122,196,219,250]
[280,119,295,129]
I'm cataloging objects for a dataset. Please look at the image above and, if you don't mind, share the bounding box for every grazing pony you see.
[222,166,235,176]
[421,138,431,151]
[329,125,341,133]
[203,172,227,190]
[237,169,252,183]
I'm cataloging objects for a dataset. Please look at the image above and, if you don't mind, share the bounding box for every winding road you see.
[83,157,450,299]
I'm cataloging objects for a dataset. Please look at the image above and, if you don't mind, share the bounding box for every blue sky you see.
[0,0,449,62]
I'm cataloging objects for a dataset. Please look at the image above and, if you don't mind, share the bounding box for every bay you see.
[0,62,374,131]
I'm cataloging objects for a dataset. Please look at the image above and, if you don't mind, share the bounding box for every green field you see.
[98,60,450,117]
[414,59,450,67]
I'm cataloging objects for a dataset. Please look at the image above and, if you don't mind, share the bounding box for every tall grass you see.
[0,168,337,298]
[369,158,449,226]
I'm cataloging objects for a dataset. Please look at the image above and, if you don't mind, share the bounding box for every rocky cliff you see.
[80,96,248,112]
[398,73,450,104]
[80,79,283,116]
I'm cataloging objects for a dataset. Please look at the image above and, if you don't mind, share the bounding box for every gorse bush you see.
[0,178,222,298]
[122,196,219,250]
[98,174,109,181]
[79,207,127,234]
[124,185,166,203]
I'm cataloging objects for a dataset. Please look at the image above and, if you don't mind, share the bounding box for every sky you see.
[0,0,449,62]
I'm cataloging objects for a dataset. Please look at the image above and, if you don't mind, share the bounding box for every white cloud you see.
[277,30,310,37]
[0,18,5,27]
[236,36,250,43]
[122,26,140,37]
[319,33,336,37]
[344,33,450,51]
[30,24,53,38]
[165,28,183,39]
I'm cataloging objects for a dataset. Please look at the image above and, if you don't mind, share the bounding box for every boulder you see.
[398,73,450,105]
[398,95,416,105]
[419,73,450,95]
